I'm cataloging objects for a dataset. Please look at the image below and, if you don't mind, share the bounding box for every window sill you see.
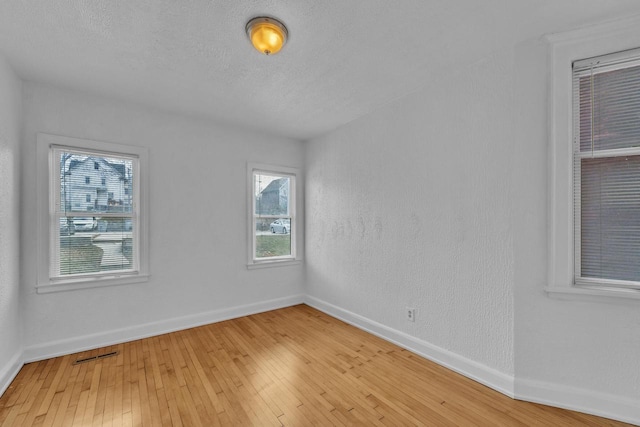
[247,259,302,270]
[36,274,150,294]
[545,285,640,303]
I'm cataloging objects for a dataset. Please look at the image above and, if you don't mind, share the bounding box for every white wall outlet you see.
[406,307,415,322]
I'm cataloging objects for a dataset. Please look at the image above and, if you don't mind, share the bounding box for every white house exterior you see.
[62,156,132,212]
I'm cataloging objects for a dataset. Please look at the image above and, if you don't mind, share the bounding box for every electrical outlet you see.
[406,307,415,322]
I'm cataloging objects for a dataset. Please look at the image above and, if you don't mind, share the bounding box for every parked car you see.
[60,218,75,235]
[270,219,290,234]
[73,217,97,232]
[96,218,132,232]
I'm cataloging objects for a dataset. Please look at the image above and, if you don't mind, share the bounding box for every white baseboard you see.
[22,294,305,363]
[0,351,23,398]
[516,377,640,426]
[304,295,515,397]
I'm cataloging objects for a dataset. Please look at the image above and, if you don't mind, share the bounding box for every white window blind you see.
[573,48,640,289]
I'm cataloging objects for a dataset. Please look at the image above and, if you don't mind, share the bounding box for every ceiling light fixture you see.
[246,16,288,56]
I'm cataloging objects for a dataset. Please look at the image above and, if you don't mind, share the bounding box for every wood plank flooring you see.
[0,304,631,426]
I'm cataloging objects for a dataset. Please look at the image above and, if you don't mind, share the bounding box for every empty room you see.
[1,1,640,426]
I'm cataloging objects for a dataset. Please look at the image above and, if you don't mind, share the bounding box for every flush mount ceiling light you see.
[246,16,288,56]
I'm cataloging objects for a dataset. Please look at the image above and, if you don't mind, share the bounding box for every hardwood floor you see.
[0,305,631,426]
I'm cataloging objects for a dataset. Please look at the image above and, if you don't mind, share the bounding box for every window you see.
[36,133,149,293]
[573,49,640,289]
[101,177,106,186]
[248,163,299,267]
[548,19,640,300]
[94,161,99,170]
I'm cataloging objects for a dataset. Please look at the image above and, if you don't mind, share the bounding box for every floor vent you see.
[73,351,119,365]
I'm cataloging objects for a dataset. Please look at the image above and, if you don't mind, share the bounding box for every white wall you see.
[305,34,640,424]
[305,49,516,382]
[20,82,305,359]
[512,38,640,423]
[0,55,22,394]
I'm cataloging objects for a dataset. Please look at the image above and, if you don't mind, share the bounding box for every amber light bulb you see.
[246,17,288,56]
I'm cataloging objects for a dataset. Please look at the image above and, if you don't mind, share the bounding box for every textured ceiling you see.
[2,1,640,140]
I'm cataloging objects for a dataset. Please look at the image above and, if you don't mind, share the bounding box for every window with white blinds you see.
[36,133,149,292]
[573,48,640,289]
[51,146,138,280]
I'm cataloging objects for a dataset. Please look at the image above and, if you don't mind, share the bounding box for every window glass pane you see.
[579,65,640,152]
[255,218,291,258]
[578,75,593,152]
[54,147,137,278]
[59,151,134,214]
[254,173,290,216]
[58,215,134,276]
[581,155,640,281]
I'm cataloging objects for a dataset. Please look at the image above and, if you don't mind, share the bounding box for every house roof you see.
[1,1,640,140]
[261,178,285,195]
[68,157,125,178]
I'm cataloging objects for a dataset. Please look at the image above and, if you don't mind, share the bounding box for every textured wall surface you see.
[306,33,640,420]
[0,55,22,378]
[20,82,305,349]
[512,37,640,408]
[305,50,516,375]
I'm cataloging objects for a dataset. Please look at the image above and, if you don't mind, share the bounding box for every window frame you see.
[547,17,640,301]
[247,162,301,269]
[36,133,150,293]
[572,54,640,289]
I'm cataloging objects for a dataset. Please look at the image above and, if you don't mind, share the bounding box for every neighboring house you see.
[256,178,289,215]
[62,156,132,212]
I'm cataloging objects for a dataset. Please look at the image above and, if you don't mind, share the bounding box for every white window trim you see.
[36,133,150,293]
[247,162,302,269]
[546,16,640,301]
